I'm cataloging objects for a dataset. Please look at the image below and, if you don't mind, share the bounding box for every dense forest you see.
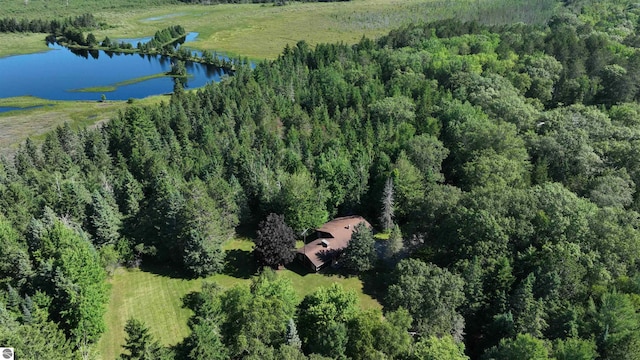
[0,13,98,33]
[4,0,640,359]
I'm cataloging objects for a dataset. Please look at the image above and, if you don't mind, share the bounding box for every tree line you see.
[177,0,349,4]
[4,0,640,358]
[0,13,97,33]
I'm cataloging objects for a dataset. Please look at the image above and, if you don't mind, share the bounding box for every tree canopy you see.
[5,0,640,357]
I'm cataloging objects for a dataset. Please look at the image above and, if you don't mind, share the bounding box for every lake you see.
[0,33,227,103]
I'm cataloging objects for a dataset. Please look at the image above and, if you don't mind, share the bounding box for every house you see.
[296,215,372,272]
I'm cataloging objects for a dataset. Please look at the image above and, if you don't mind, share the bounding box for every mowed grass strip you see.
[98,238,381,360]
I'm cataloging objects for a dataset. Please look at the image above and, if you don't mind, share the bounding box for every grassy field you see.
[0,32,50,58]
[0,96,166,157]
[97,238,381,360]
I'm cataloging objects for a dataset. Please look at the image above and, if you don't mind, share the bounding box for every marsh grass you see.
[2,0,560,60]
[1,0,176,19]
[0,96,166,157]
[0,33,49,58]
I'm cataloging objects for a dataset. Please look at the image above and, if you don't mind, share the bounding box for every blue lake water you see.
[0,33,227,102]
[0,106,26,113]
[0,105,52,114]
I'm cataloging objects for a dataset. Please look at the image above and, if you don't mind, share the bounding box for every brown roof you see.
[297,215,372,270]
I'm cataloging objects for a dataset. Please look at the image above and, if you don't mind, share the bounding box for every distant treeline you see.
[56,24,234,71]
[178,0,349,3]
[0,13,97,33]
[52,25,185,51]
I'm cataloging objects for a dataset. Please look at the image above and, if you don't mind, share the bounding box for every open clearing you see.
[98,238,381,360]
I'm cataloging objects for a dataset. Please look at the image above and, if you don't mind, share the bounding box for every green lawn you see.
[97,238,381,360]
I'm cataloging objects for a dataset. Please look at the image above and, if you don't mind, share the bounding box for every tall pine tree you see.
[342,222,376,273]
[120,318,170,360]
[380,178,394,231]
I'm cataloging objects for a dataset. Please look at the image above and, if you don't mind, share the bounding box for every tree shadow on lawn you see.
[137,249,258,280]
[223,249,258,279]
[306,262,389,306]
[234,224,257,240]
[139,261,193,280]
[359,267,391,306]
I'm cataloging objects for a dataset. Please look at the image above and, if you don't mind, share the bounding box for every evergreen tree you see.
[86,32,97,46]
[141,169,185,263]
[28,210,109,344]
[120,318,170,360]
[342,222,376,273]
[511,273,547,338]
[6,285,20,312]
[286,318,302,349]
[0,216,32,288]
[179,181,228,276]
[384,223,404,262]
[101,36,112,47]
[380,178,395,231]
[254,213,297,268]
[183,319,227,360]
[86,189,122,247]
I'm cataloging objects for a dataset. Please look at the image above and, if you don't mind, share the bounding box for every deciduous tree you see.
[483,333,550,360]
[298,284,359,358]
[386,258,465,337]
[414,335,470,360]
[254,213,297,268]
